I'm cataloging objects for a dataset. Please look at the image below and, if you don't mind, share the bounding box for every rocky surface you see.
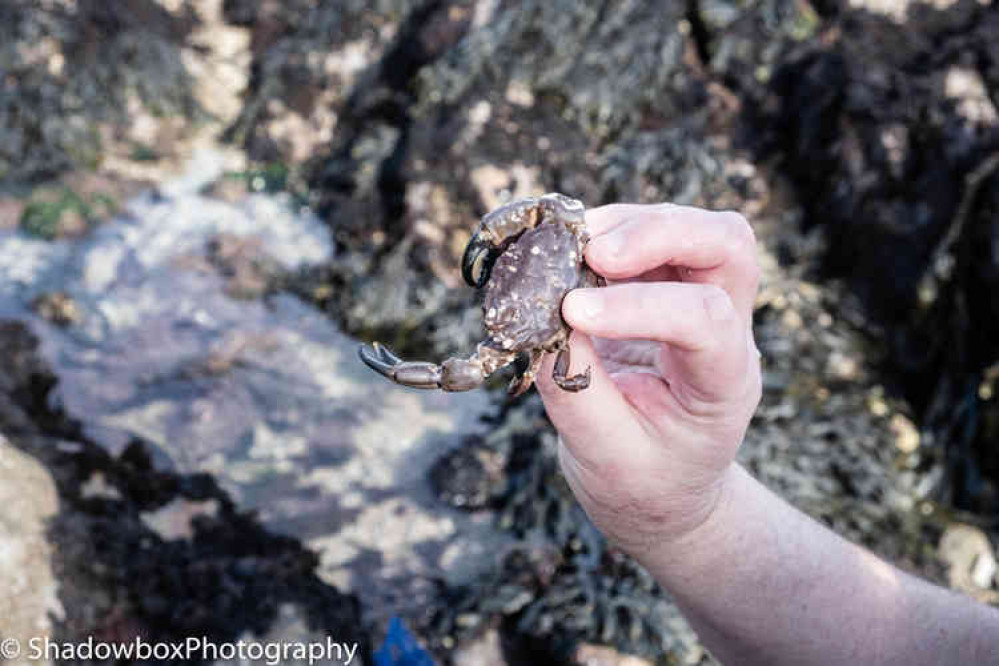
[0,435,60,666]
[0,317,372,664]
[0,0,200,184]
[0,150,515,636]
[1,0,998,664]
[745,0,999,513]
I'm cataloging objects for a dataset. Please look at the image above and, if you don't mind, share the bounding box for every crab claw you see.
[358,342,486,391]
[461,235,499,288]
[358,341,404,375]
[358,342,440,389]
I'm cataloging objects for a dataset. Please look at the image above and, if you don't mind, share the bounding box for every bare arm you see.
[651,464,999,665]
[536,203,999,665]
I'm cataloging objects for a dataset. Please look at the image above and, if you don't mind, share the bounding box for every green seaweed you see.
[20,188,117,240]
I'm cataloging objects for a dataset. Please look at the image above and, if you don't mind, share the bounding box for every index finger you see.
[583,204,760,324]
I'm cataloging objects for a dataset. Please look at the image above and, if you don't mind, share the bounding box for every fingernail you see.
[565,290,602,321]
[588,229,626,261]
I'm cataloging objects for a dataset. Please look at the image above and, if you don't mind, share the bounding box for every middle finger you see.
[584,204,760,324]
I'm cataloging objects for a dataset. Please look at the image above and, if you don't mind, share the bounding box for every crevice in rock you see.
[685,0,714,68]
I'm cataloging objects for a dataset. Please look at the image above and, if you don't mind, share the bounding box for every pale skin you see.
[535,203,999,665]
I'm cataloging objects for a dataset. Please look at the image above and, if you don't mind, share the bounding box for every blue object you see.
[373,616,436,666]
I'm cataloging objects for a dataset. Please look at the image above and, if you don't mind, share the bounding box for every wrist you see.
[630,462,746,573]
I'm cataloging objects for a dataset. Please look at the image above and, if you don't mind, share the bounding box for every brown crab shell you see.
[480,221,585,353]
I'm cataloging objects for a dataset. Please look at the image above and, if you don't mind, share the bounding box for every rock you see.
[429,437,507,510]
[452,629,506,666]
[752,2,999,509]
[19,188,93,240]
[889,414,920,454]
[0,198,25,230]
[972,549,998,591]
[0,153,504,631]
[826,350,860,381]
[5,1,998,663]
[212,603,365,665]
[701,0,821,87]
[939,524,998,594]
[140,498,220,542]
[223,0,425,163]
[80,471,122,501]
[206,233,283,299]
[574,644,656,666]
[31,291,82,327]
[0,433,62,660]
[0,0,199,183]
[0,320,372,661]
[944,66,998,127]
[205,175,251,203]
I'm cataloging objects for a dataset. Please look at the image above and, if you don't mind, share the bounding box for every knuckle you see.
[717,210,757,249]
[701,285,737,328]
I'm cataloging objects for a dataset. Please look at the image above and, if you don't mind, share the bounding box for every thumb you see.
[535,332,653,474]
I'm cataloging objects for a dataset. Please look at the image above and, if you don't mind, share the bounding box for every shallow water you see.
[0,151,506,620]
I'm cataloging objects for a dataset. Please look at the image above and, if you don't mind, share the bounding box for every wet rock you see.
[31,291,82,327]
[422,398,703,661]
[261,0,717,365]
[697,0,822,88]
[939,524,999,600]
[8,0,999,663]
[213,602,365,665]
[223,0,427,163]
[0,433,62,657]
[574,644,656,666]
[889,413,921,454]
[429,436,507,510]
[80,471,123,501]
[598,128,761,209]
[0,0,199,183]
[0,319,372,661]
[747,0,999,511]
[140,497,221,541]
[745,249,933,566]
[206,233,283,299]
[0,198,26,230]
[0,154,507,631]
[452,629,506,666]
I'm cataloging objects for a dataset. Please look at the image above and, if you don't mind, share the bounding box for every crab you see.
[358,193,601,396]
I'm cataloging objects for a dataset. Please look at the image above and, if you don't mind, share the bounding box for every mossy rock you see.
[20,188,116,240]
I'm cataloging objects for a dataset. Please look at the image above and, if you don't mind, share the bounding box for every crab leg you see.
[508,350,544,397]
[552,343,591,392]
[358,342,515,392]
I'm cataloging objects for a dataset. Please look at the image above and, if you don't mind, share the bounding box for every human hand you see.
[536,203,762,560]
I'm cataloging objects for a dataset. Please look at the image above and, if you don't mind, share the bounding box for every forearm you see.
[640,464,999,665]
